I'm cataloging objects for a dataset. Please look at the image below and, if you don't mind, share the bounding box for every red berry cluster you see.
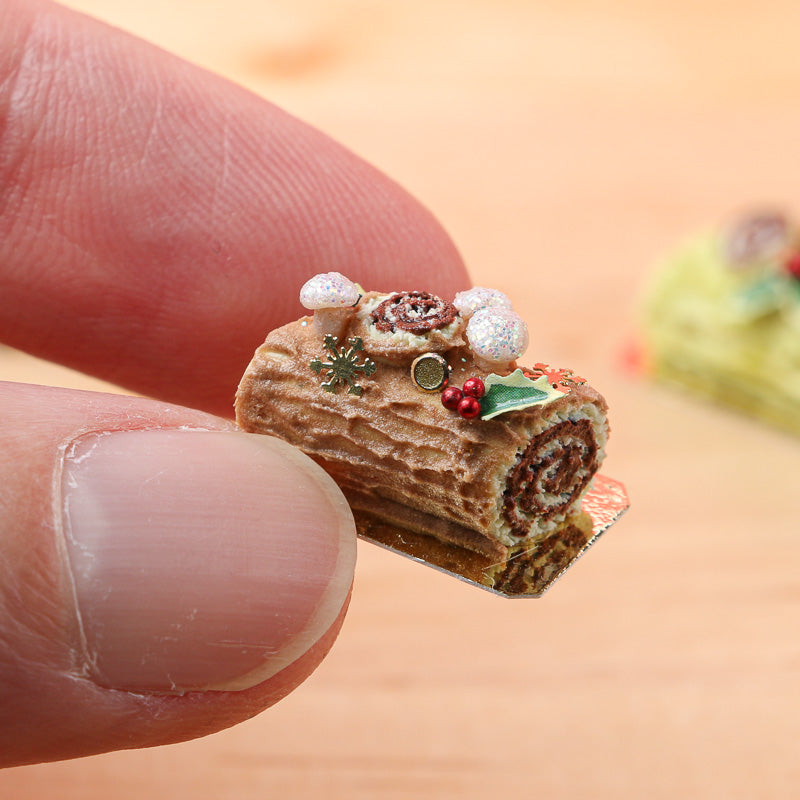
[441,377,485,419]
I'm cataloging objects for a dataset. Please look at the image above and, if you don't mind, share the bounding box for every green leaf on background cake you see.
[730,272,797,322]
[480,370,565,420]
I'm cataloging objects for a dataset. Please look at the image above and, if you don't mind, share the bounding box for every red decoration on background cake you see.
[785,252,800,281]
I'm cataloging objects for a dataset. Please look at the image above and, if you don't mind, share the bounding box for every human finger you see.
[0,0,470,417]
[0,380,356,766]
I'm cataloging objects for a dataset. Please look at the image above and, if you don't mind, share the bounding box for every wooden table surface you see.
[3,1,799,797]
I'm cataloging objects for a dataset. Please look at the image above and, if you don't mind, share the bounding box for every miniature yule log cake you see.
[641,209,800,435]
[237,274,625,597]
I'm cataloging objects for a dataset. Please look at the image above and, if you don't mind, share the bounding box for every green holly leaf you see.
[479,369,565,420]
[731,272,790,321]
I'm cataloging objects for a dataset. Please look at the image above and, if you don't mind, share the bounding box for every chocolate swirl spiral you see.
[502,418,598,537]
[370,291,458,335]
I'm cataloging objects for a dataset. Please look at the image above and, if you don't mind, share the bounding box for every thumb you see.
[0,381,355,767]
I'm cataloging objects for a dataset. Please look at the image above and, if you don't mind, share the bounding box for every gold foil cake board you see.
[356,474,629,598]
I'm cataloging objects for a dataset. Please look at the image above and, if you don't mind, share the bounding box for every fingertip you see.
[0,383,356,765]
[0,0,470,413]
[61,429,356,694]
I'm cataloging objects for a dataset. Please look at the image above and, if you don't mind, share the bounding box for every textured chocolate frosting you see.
[236,292,609,570]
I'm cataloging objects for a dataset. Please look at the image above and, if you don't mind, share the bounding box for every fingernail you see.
[60,429,356,694]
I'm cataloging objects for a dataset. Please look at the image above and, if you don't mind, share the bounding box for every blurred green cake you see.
[642,210,800,434]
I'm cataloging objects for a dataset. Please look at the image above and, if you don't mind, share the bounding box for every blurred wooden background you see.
[2,1,799,797]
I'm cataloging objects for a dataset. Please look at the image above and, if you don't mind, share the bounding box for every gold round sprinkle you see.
[411,353,450,392]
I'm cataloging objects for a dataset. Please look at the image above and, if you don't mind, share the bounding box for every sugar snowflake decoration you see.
[310,335,377,396]
[524,363,586,391]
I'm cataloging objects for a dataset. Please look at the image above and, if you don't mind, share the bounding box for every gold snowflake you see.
[309,335,377,396]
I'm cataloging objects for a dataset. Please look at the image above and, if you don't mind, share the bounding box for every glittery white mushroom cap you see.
[299,272,360,310]
[453,286,513,319]
[466,307,529,363]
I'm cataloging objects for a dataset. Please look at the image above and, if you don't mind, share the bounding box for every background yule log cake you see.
[641,209,800,436]
[236,276,621,596]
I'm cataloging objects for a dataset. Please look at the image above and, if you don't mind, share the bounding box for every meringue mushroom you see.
[466,307,529,373]
[299,272,361,340]
[453,286,513,319]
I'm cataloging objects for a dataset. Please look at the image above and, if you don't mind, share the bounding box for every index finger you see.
[0,0,469,416]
